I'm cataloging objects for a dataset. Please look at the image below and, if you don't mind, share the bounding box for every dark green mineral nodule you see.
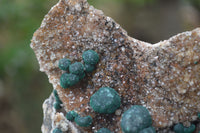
[53,128,63,133]
[66,110,79,121]
[139,126,156,133]
[174,123,196,133]
[82,50,99,65]
[90,87,121,114]
[53,102,62,110]
[84,63,95,73]
[75,115,93,127]
[121,105,152,133]
[96,128,111,133]
[69,62,84,75]
[58,58,71,71]
[60,73,79,88]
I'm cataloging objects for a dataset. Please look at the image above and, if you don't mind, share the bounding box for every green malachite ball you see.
[60,73,79,88]
[121,105,152,133]
[82,50,99,65]
[69,62,84,75]
[139,126,156,133]
[58,58,71,71]
[96,128,111,133]
[54,102,62,110]
[174,123,196,133]
[84,63,95,73]
[90,87,121,114]
[53,128,63,133]
[75,115,93,127]
[66,111,79,121]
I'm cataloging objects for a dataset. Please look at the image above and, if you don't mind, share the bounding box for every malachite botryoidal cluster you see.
[69,62,84,75]
[66,110,79,121]
[74,115,93,127]
[82,50,99,65]
[121,105,153,133]
[82,50,99,73]
[138,126,156,133]
[53,89,62,110]
[96,128,111,133]
[60,73,79,88]
[59,50,99,88]
[173,123,196,133]
[84,63,95,73]
[53,128,63,133]
[58,58,71,71]
[90,87,121,114]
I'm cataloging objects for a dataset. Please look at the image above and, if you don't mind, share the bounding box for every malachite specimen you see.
[173,123,196,133]
[53,89,62,104]
[84,63,95,73]
[66,111,79,121]
[58,58,71,71]
[82,50,99,65]
[54,102,62,110]
[53,128,63,133]
[96,128,111,133]
[139,126,156,133]
[90,87,121,114]
[69,62,84,75]
[75,115,93,127]
[60,73,79,88]
[121,105,152,133]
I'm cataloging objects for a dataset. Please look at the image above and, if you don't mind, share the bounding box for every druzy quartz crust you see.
[30,0,200,132]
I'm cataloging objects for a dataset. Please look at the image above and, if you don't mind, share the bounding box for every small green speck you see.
[69,62,84,75]
[58,58,71,71]
[53,128,63,133]
[121,105,152,133]
[90,87,121,114]
[54,102,62,110]
[82,50,99,65]
[198,112,200,119]
[53,89,62,104]
[75,115,93,127]
[194,61,198,65]
[139,126,156,133]
[84,63,95,73]
[96,128,111,133]
[60,73,79,88]
[66,111,79,121]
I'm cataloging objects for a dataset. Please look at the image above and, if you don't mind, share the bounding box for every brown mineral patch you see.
[31,0,200,132]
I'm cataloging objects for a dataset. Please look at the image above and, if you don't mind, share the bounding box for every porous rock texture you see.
[30,0,200,132]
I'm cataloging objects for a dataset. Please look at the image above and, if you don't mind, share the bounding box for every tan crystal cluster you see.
[31,0,200,132]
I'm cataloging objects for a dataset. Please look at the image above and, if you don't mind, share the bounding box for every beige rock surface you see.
[31,0,200,132]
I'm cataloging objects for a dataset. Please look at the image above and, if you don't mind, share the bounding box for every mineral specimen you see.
[121,105,152,133]
[90,87,121,114]
[74,115,93,127]
[173,123,196,133]
[82,50,99,65]
[66,111,79,121]
[30,0,200,132]
[84,63,95,73]
[60,73,79,88]
[58,58,71,71]
[69,62,84,75]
